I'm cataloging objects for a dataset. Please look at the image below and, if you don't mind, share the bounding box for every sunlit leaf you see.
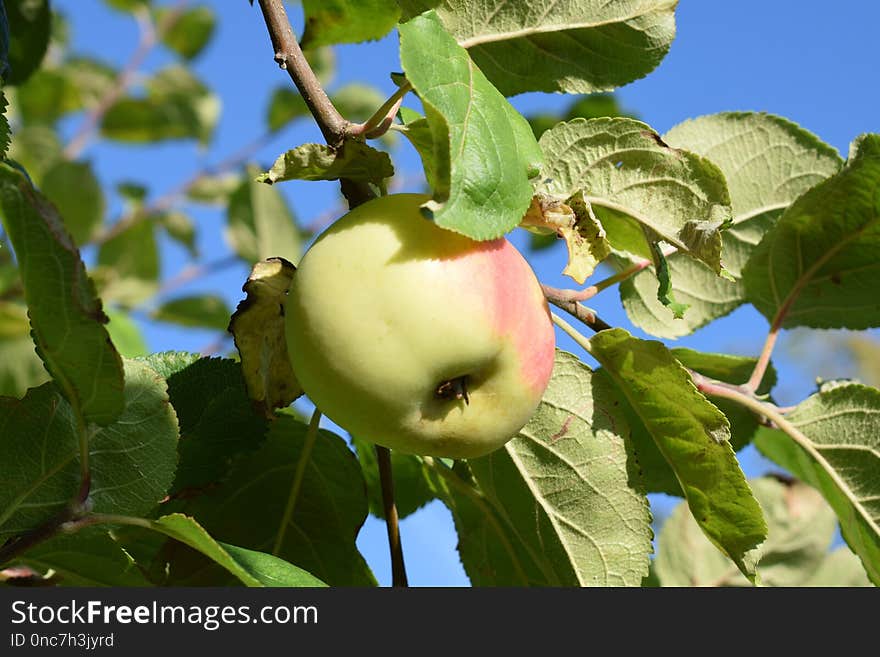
[743,134,880,330]
[398,10,542,240]
[408,0,677,97]
[621,112,844,338]
[463,351,652,586]
[587,328,766,581]
[257,141,393,190]
[755,382,880,585]
[538,118,732,275]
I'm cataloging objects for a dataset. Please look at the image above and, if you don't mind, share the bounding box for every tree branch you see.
[256,0,347,145]
[376,445,408,587]
[255,0,374,207]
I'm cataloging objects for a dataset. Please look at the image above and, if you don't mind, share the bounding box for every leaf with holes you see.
[538,118,732,277]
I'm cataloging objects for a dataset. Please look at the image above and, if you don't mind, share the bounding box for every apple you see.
[284,193,555,458]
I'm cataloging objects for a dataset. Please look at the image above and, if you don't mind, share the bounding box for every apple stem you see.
[376,446,409,587]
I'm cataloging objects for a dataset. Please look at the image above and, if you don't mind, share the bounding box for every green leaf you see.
[0,301,50,397]
[226,165,302,264]
[300,0,400,49]
[398,11,542,240]
[104,0,151,11]
[227,258,302,415]
[802,547,874,587]
[101,65,220,145]
[587,328,766,581]
[266,87,309,132]
[754,382,880,586]
[420,0,676,97]
[352,435,436,520]
[0,90,9,158]
[138,354,269,494]
[39,160,105,245]
[15,527,153,586]
[157,210,197,257]
[654,476,870,587]
[614,348,776,497]
[186,173,240,206]
[0,359,179,540]
[64,56,117,109]
[157,6,216,60]
[621,112,844,338]
[96,219,160,306]
[104,308,147,358]
[257,141,393,190]
[396,107,437,191]
[152,294,231,331]
[743,134,880,330]
[5,124,61,182]
[650,240,689,319]
[538,118,732,274]
[672,348,776,453]
[463,351,652,586]
[0,2,9,80]
[4,0,51,85]
[176,415,376,586]
[0,163,125,424]
[148,514,326,587]
[15,68,79,124]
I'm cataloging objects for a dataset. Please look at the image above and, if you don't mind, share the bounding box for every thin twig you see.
[349,82,412,139]
[542,284,611,333]
[64,2,189,159]
[272,409,321,556]
[0,503,85,567]
[746,326,781,393]
[376,445,408,587]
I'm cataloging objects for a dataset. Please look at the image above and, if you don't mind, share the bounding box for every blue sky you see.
[53,1,880,586]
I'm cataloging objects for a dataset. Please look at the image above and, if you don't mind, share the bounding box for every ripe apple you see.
[284,193,555,458]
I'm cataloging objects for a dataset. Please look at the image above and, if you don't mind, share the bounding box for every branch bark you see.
[256,0,347,145]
